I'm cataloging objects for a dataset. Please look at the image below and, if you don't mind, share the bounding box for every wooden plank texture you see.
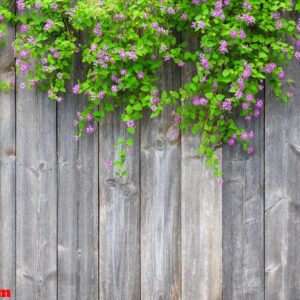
[141,59,181,299]
[99,112,140,300]
[0,19,16,300]
[222,98,265,299]
[57,65,99,299]
[16,80,57,299]
[181,34,222,300]
[265,38,300,299]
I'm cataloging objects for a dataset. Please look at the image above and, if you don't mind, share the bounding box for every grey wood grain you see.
[265,35,300,299]
[0,20,16,300]
[99,111,140,300]
[222,97,265,299]
[140,60,181,300]
[57,61,99,299]
[16,88,57,300]
[181,34,222,300]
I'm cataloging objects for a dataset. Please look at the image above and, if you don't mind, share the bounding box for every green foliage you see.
[0,0,299,176]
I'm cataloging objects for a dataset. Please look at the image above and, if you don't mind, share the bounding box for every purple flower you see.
[255,99,264,109]
[242,102,249,110]
[53,51,60,59]
[86,125,95,135]
[44,19,54,31]
[278,71,285,79]
[30,80,36,88]
[104,160,113,169]
[248,130,254,139]
[111,75,121,83]
[219,40,229,54]
[181,13,188,20]
[137,72,144,80]
[129,50,137,61]
[240,132,248,140]
[238,14,255,24]
[19,82,26,89]
[222,98,232,111]
[111,85,118,93]
[19,50,29,58]
[199,53,211,70]
[247,146,254,154]
[20,63,31,73]
[119,69,127,77]
[239,30,247,39]
[93,23,102,36]
[273,12,280,20]
[264,63,277,74]
[20,24,29,34]
[235,89,243,99]
[230,30,237,39]
[119,50,126,59]
[227,138,235,145]
[72,84,80,95]
[243,1,253,10]
[86,114,93,121]
[163,53,171,61]
[254,109,260,118]
[17,0,26,11]
[237,78,245,89]
[126,120,135,128]
[276,21,283,29]
[178,61,185,68]
[35,2,42,9]
[98,91,105,100]
[246,94,254,102]
[245,115,251,121]
[193,96,208,106]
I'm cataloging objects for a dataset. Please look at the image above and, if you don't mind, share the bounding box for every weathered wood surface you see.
[57,62,99,299]
[141,60,181,299]
[265,55,300,299]
[1,29,300,300]
[181,34,222,300]
[222,94,265,299]
[0,19,16,300]
[99,112,140,300]
[16,88,57,299]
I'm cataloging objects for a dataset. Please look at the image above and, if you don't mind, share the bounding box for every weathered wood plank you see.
[265,40,300,299]
[222,98,265,299]
[57,72,99,298]
[181,35,222,300]
[16,82,57,299]
[140,60,181,299]
[0,20,16,300]
[99,112,140,300]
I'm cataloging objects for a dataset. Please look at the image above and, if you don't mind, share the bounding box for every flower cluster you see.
[0,0,299,176]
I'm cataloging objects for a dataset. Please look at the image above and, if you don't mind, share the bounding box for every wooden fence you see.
[0,25,300,300]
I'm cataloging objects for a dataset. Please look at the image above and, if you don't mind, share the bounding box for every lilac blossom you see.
[137,72,144,79]
[72,84,80,95]
[44,19,54,31]
[222,98,232,111]
[219,40,229,54]
[193,96,208,106]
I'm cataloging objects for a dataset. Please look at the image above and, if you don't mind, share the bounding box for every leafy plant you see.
[1,0,299,176]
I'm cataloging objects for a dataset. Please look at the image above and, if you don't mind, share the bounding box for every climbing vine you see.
[0,0,299,176]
